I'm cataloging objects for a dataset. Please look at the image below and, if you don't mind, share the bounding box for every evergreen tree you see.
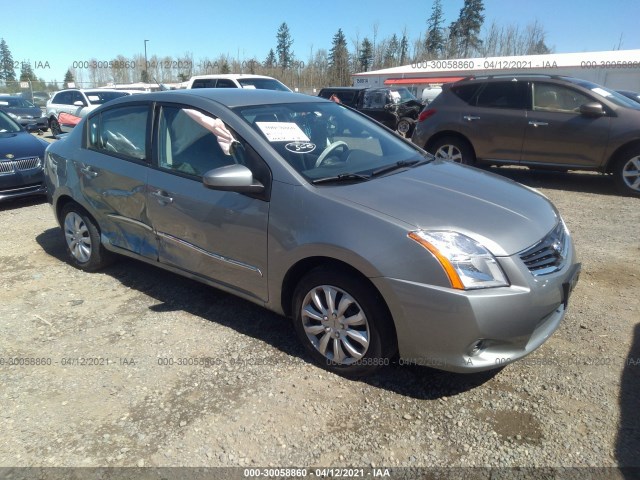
[384,34,399,67]
[425,0,445,58]
[328,29,350,86]
[0,38,16,82]
[19,61,37,82]
[399,34,409,65]
[63,69,75,88]
[276,22,294,70]
[263,49,277,68]
[358,38,374,72]
[448,0,485,57]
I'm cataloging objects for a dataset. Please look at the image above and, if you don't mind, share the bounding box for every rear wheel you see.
[60,204,113,271]
[396,117,414,137]
[614,148,640,197]
[431,136,475,165]
[292,267,396,377]
[49,117,62,136]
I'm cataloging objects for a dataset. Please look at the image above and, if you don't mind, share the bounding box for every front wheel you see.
[60,204,113,271]
[396,117,414,137]
[613,149,640,197]
[430,136,475,165]
[49,117,62,136]
[292,267,396,377]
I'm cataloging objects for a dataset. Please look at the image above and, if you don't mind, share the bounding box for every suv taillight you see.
[418,109,436,122]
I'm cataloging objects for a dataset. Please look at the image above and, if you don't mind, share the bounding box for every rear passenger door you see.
[146,104,270,301]
[463,81,528,162]
[81,103,156,258]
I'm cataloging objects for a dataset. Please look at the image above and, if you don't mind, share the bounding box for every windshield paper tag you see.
[256,122,310,142]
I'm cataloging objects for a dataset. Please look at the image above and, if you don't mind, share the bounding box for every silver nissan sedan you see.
[44,89,581,376]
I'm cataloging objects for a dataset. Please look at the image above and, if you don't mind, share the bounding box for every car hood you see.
[0,131,48,159]
[1,107,42,118]
[328,160,559,256]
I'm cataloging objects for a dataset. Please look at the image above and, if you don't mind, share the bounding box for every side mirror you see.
[202,164,264,193]
[73,100,85,107]
[579,102,605,117]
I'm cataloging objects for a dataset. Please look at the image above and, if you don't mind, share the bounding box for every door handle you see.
[150,190,174,205]
[464,115,481,121]
[528,121,549,127]
[80,166,98,178]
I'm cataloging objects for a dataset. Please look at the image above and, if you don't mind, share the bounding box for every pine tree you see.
[276,22,294,71]
[425,0,445,58]
[19,61,37,82]
[63,69,75,88]
[448,0,485,57]
[399,34,409,65]
[358,38,374,72]
[328,29,350,86]
[263,49,277,68]
[0,38,16,82]
[384,34,399,67]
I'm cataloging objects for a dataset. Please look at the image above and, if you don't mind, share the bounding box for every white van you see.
[421,86,442,104]
[186,74,291,92]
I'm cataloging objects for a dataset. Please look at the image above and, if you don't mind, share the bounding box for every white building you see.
[353,49,640,100]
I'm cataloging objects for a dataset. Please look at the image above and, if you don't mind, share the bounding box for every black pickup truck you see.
[317,86,422,137]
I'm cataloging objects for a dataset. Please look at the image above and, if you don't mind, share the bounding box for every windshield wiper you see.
[371,159,431,177]
[311,172,371,185]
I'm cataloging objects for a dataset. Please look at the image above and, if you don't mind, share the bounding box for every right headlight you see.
[408,230,509,290]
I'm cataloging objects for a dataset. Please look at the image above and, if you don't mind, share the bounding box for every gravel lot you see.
[1,140,639,478]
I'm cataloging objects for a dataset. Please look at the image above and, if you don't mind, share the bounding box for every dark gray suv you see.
[411,75,640,197]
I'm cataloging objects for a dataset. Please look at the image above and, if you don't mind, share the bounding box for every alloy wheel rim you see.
[622,156,640,192]
[301,285,370,365]
[64,212,91,263]
[435,144,463,163]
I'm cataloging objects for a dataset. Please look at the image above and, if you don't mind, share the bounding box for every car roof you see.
[102,88,325,109]
[189,74,280,80]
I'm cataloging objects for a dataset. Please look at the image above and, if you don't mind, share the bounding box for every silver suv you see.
[46,89,131,135]
[411,75,640,197]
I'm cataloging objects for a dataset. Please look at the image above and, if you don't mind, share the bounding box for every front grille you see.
[0,156,42,175]
[519,221,568,276]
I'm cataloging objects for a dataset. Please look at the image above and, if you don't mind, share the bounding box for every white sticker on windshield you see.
[242,85,257,89]
[87,95,100,102]
[591,87,612,97]
[256,122,310,142]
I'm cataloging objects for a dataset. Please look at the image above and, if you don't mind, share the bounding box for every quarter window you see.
[87,105,148,161]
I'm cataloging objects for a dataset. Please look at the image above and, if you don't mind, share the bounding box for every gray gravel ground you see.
[0,157,638,479]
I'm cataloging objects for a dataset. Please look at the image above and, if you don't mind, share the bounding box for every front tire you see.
[396,117,414,138]
[431,136,475,165]
[49,117,62,136]
[60,204,113,271]
[292,267,396,377]
[613,148,640,197]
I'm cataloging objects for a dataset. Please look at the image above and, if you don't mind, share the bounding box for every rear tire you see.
[49,117,62,136]
[292,267,396,377]
[430,136,475,165]
[613,148,640,197]
[60,204,113,272]
[397,117,414,138]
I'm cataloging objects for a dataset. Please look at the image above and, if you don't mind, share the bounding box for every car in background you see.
[318,86,422,137]
[0,95,48,132]
[617,90,640,104]
[411,75,640,197]
[0,110,48,202]
[44,88,580,377]
[46,89,131,136]
[186,74,291,92]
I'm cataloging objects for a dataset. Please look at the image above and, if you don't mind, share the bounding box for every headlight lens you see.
[408,230,509,290]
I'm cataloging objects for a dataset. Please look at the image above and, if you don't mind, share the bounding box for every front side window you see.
[53,91,72,105]
[88,105,148,161]
[216,79,237,88]
[156,106,238,177]
[533,83,592,113]
[475,82,527,109]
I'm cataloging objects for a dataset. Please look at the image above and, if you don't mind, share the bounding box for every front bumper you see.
[372,246,580,373]
[0,165,47,202]
[17,117,48,130]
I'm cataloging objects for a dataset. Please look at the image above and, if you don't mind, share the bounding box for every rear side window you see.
[88,105,148,161]
[450,84,481,104]
[216,79,237,88]
[474,82,527,109]
[192,79,217,88]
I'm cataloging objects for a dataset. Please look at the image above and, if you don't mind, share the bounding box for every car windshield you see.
[85,91,130,105]
[0,97,36,108]
[234,101,428,182]
[238,78,290,91]
[391,87,418,104]
[567,78,640,110]
[0,111,22,133]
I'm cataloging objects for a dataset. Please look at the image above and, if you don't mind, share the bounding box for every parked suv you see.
[411,75,640,197]
[46,89,130,135]
[186,74,291,92]
[318,86,422,137]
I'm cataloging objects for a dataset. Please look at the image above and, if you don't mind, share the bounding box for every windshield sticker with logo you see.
[87,95,101,102]
[256,122,310,142]
[591,87,612,97]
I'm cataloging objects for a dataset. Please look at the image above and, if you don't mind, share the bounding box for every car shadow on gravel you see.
[483,166,620,196]
[615,323,640,475]
[36,227,499,400]
[0,195,47,212]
